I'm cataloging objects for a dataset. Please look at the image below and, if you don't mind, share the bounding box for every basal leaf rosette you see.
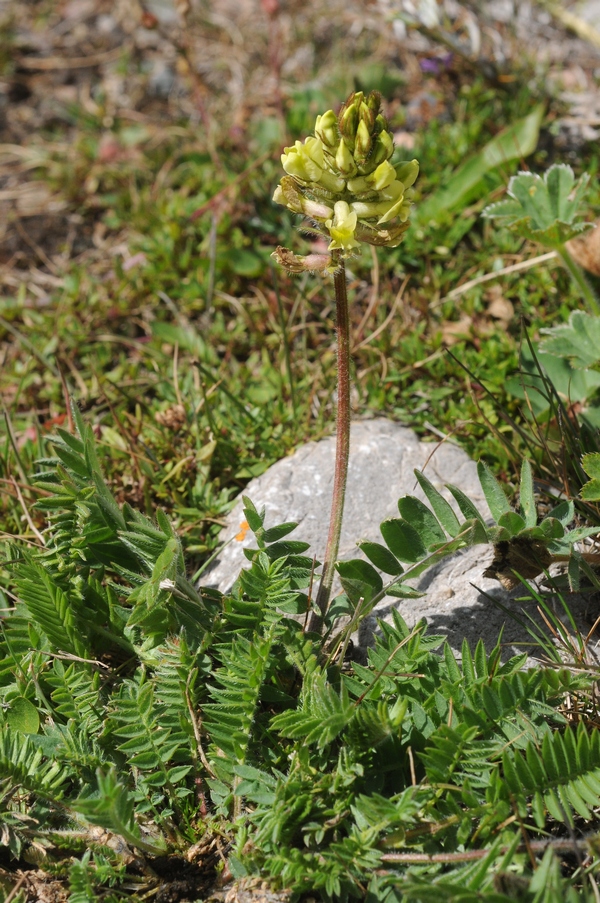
[272,91,419,273]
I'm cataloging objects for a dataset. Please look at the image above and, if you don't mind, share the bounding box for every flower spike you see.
[272,90,418,273]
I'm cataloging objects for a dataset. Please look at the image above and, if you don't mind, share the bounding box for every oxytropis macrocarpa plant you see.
[272,91,419,630]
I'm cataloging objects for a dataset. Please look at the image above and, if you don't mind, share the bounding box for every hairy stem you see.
[557,246,600,315]
[309,254,351,634]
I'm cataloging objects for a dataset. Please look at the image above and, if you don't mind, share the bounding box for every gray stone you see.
[201,418,600,662]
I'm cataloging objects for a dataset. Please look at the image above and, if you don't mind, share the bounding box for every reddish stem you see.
[309,255,351,633]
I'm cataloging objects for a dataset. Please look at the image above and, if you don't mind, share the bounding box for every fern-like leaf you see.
[72,767,166,855]
[501,722,600,827]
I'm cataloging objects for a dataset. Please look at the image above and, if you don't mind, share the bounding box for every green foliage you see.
[540,310,600,371]
[501,722,600,828]
[1,412,598,900]
[341,458,594,615]
[2,45,600,901]
[482,164,592,247]
[581,452,600,501]
[73,768,167,855]
[417,105,544,226]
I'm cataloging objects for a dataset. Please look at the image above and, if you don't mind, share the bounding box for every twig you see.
[433,251,558,306]
[10,478,45,546]
[2,406,29,485]
[15,47,124,69]
[4,874,27,903]
[352,276,409,352]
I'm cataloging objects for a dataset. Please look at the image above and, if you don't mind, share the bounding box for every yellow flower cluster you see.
[273,91,418,263]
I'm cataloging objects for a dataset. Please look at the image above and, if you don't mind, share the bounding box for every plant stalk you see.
[557,246,600,315]
[309,254,351,634]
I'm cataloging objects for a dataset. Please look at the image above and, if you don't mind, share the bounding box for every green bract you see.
[273,91,419,270]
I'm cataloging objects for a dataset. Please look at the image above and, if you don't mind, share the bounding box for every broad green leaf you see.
[456,517,489,546]
[506,343,600,421]
[540,311,600,370]
[519,460,537,529]
[417,105,544,224]
[477,461,511,522]
[549,499,574,527]
[509,171,554,229]
[482,165,592,247]
[167,765,193,783]
[445,484,488,529]
[580,452,600,500]
[414,470,460,537]
[262,522,299,543]
[537,517,565,540]
[7,697,40,734]
[337,558,383,603]
[380,519,426,563]
[546,163,577,220]
[324,593,354,627]
[397,496,446,548]
[358,541,403,576]
[263,539,311,559]
[242,496,265,533]
[386,583,425,599]
[497,511,526,536]
[486,525,513,543]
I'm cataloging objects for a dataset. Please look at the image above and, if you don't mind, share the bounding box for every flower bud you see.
[351,179,405,222]
[374,112,388,133]
[395,159,419,190]
[351,197,395,219]
[338,94,360,148]
[367,91,382,117]
[316,170,346,195]
[315,110,339,149]
[364,130,394,171]
[335,138,358,177]
[353,119,372,165]
[359,99,376,134]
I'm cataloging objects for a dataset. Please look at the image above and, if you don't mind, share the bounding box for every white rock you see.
[201,419,598,661]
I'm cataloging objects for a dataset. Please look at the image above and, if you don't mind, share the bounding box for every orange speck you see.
[235,520,250,542]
